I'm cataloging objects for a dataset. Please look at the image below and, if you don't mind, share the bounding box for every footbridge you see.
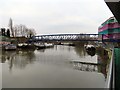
[29,34,102,42]
[28,34,120,43]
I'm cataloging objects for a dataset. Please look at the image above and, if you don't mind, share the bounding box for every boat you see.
[34,43,45,49]
[17,43,36,50]
[34,43,54,49]
[17,43,28,48]
[44,43,54,48]
[4,44,17,51]
[84,44,96,51]
[84,44,96,56]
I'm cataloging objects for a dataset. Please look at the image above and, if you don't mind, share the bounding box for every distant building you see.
[98,17,120,40]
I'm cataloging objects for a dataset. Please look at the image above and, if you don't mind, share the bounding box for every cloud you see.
[0,0,113,34]
[34,15,99,34]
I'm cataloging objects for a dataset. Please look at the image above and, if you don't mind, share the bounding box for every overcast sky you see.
[0,0,113,35]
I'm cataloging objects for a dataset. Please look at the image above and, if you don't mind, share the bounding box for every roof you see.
[99,17,118,29]
[105,1,120,23]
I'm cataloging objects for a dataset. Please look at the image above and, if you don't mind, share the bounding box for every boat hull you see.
[4,44,17,51]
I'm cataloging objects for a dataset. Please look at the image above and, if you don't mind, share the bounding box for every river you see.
[1,45,109,88]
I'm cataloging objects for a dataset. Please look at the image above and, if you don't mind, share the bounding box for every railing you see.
[105,47,114,89]
[29,34,102,42]
[28,34,120,43]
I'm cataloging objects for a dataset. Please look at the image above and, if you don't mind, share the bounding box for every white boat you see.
[18,43,28,47]
[17,43,35,50]
[34,43,54,49]
[44,43,54,47]
[4,44,17,50]
[84,44,96,51]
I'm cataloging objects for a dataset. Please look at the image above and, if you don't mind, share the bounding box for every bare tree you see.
[27,28,36,38]
[13,24,36,37]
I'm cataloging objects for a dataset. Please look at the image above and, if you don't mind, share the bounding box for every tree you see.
[27,28,36,38]
[13,24,36,37]
[6,29,10,37]
[1,28,6,36]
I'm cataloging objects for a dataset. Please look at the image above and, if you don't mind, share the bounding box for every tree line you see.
[1,24,36,38]
[13,24,36,38]
[1,28,10,37]
[6,18,36,38]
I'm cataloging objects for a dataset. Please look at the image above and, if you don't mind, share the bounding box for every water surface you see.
[1,45,109,88]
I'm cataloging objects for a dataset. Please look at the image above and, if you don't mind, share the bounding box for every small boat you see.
[44,43,54,48]
[34,43,46,49]
[4,44,17,51]
[17,43,28,48]
[84,44,96,51]
[17,43,35,50]
[84,44,96,56]
[34,43,54,49]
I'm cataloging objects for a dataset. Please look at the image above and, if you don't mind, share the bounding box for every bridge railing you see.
[28,34,120,43]
[30,34,102,42]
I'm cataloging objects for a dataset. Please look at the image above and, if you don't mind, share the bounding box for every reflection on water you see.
[74,45,87,57]
[1,50,36,70]
[97,49,110,79]
[71,47,109,78]
[1,45,111,88]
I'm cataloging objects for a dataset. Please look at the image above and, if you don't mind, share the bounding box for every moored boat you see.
[34,43,54,49]
[4,44,17,51]
[84,44,96,51]
[34,43,45,49]
[44,43,54,48]
[17,43,28,48]
[17,43,36,50]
